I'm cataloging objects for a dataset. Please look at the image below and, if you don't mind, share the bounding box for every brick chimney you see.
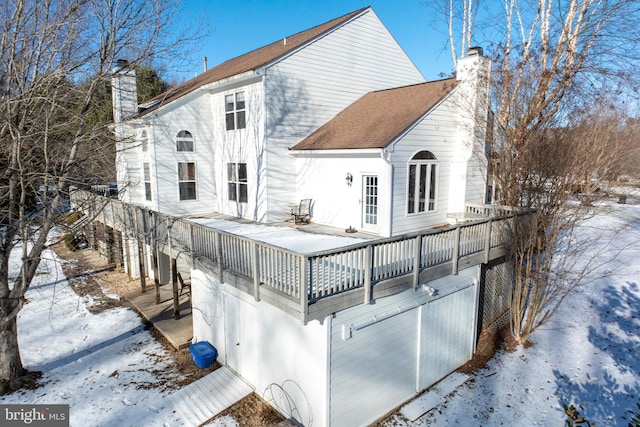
[111,59,138,123]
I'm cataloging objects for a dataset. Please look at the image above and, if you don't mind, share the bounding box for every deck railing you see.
[71,191,517,322]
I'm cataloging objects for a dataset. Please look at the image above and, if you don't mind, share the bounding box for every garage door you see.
[330,305,419,427]
[329,267,478,427]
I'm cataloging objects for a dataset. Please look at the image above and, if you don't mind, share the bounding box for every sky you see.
[173,0,455,82]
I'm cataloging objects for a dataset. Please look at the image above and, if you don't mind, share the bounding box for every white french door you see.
[361,175,378,232]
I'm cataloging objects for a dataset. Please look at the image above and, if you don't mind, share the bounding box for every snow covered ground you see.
[1,194,639,426]
[383,196,640,426]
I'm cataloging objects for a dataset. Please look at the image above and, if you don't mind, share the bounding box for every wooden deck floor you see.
[169,366,253,426]
[128,285,193,349]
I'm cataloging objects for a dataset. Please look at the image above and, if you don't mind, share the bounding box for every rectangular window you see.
[227,162,248,203]
[176,139,194,152]
[408,162,437,214]
[143,163,152,201]
[178,162,197,201]
[225,92,246,130]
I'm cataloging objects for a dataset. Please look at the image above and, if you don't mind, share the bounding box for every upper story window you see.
[178,162,197,201]
[141,130,148,152]
[176,130,194,152]
[225,92,246,130]
[143,163,152,201]
[227,163,247,203]
[407,151,438,214]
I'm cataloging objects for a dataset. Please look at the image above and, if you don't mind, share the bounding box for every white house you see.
[105,7,508,427]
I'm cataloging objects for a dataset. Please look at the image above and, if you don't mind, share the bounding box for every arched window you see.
[140,130,148,152]
[407,151,437,214]
[176,130,194,152]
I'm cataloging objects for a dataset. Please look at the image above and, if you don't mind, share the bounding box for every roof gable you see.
[290,78,457,151]
[136,7,369,117]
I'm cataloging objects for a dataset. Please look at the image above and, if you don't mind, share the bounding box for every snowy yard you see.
[1,194,639,426]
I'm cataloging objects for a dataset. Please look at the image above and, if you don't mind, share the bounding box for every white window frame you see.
[225,92,246,131]
[407,151,438,214]
[140,130,148,152]
[227,162,248,203]
[176,130,195,152]
[143,162,152,201]
[177,162,197,201]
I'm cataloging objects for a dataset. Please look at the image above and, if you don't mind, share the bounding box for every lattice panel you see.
[479,257,513,332]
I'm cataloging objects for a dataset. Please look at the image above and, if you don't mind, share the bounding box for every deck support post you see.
[152,214,161,305]
[91,222,98,251]
[452,226,461,275]
[137,240,146,292]
[106,226,115,265]
[171,257,181,319]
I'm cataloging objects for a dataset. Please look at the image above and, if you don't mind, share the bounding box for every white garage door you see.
[329,267,478,427]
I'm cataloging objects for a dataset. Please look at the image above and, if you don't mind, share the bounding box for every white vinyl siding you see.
[390,99,459,234]
[265,8,424,222]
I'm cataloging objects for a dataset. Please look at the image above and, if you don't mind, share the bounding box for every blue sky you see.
[174,1,455,82]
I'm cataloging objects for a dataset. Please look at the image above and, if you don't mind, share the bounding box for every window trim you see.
[176,130,195,152]
[177,162,197,201]
[227,162,248,203]
[407,151,438,215]
[140,130,148,152]
[143,162,152,201]
[225,91,246,131]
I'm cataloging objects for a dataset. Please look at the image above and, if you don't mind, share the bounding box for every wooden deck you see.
[128,285,193,349]
[169,366,253,426]
[71,191,522,324]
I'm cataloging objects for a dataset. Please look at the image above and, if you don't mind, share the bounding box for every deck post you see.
[91,222,98,251]
[152,214,161,305]
[106,227,115,265]
[452,226,461,275]
[189,223,196,265]
[252,242,260,301]
[171,256,181,319]
[413,235,422,289]
[484,219,493,264]
[364,244,373,304]
[300,255,308,324]
[215,232,224,283]
[137,240,146,292]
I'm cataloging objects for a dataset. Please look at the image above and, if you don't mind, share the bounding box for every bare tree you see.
[0,0,200,392]
[439,0,640,343]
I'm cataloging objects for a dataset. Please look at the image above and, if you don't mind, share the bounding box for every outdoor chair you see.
[291,199,312,224]
[176,272,191,298]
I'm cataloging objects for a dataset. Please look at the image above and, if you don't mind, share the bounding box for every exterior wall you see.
[264,8,425,222]
[191,269,329,427]
[388,97,459,235]
[119,78,267,219]
[293,152,391,235]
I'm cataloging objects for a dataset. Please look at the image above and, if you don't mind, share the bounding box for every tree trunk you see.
[0,305,25,393]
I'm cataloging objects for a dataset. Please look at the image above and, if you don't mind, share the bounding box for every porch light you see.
[345,172,353,186]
